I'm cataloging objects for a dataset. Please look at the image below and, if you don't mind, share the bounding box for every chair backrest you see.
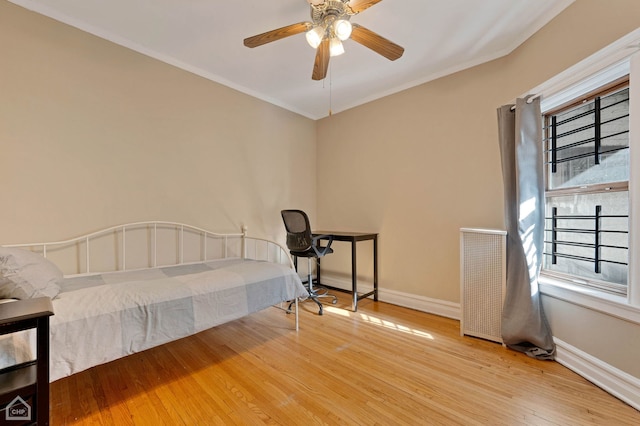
[281,210,313,252]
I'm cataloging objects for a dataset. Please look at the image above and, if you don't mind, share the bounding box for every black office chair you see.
[281,209,338,315]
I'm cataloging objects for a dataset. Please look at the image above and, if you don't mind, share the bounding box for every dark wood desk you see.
[313,231,378,312]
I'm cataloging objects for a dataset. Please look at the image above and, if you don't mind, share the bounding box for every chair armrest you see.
[311,234,333,257]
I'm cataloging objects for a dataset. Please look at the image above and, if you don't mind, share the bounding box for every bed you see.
[0,221,308,382]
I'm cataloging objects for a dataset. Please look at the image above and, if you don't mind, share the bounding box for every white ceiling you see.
[11,0,574,119]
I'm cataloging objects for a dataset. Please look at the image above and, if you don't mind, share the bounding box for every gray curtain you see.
[497,97,555,360]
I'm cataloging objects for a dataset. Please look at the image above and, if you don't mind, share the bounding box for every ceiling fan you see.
[243,0,404,81]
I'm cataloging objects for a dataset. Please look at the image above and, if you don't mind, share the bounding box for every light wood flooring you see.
[50,292,640,425]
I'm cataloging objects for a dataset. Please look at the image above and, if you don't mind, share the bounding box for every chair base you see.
[291,264,338,316]
[289,286,337,315]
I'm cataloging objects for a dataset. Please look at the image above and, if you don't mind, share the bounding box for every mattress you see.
[48,258,307,381]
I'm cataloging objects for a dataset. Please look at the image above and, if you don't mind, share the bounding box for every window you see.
[542,81,630,295]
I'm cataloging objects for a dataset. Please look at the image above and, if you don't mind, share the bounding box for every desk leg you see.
[352,240,358,311]
[373,235,378,301]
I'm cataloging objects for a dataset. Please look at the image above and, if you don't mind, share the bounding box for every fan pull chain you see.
[328,63,333,116]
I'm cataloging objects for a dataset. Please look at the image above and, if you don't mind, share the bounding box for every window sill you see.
[539,275,640,325]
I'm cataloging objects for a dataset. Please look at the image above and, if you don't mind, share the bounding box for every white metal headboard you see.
[4,221,293,276]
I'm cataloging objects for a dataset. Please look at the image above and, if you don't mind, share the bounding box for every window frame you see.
[524,27,640,323]
[541,81,630,296]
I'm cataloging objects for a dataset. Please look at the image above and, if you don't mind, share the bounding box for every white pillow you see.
[0,247,62,299]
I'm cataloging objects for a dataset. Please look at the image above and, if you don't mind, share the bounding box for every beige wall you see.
[542,297,640,377]
[317,55,507,302]
[316,0,640,378]
[0,2,316,246]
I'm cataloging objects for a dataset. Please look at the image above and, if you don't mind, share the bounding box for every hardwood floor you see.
[50,292,640,425]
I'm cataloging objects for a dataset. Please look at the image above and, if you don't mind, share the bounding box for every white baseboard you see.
[554,337,640,411]
[320,274,461,320]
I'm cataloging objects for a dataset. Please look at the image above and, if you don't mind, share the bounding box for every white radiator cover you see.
[460,228,507,343]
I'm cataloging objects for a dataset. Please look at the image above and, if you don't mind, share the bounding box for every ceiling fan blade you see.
[347,0,383,14]
[350,24,404,61]
[312,38,330,80]
[244,22,310,48]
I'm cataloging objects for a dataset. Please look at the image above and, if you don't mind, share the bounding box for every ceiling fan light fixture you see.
[244,0,404,81]
[306,25,325,49]
[333,19,352,41]
[329,37,345,57]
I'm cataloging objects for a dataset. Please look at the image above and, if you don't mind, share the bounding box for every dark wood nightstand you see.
[0,298,54,425]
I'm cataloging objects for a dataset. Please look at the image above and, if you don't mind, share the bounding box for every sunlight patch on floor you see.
[323,306,352,317]
[324,306,434,340]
